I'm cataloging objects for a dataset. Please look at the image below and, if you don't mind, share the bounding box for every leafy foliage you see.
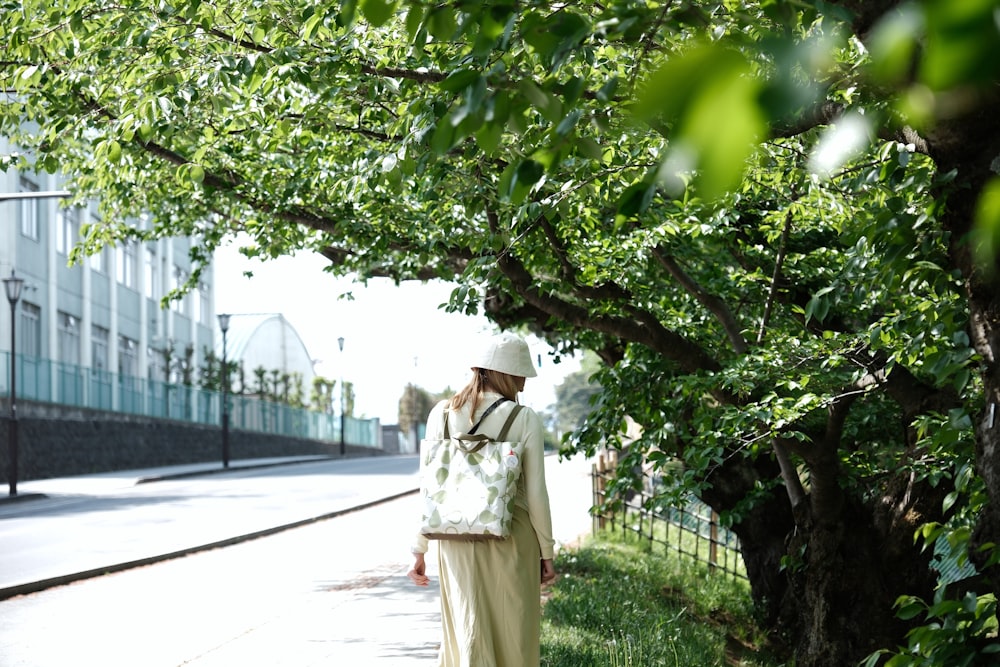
[4,1,1000,663]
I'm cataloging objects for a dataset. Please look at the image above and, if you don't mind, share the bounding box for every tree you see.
[3,1,1000,663]
[553,353,602,437]
[398,383,440,437]
[311,376,337,414]
[343,380,356,417]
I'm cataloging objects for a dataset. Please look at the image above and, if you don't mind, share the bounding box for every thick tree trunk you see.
[968,265,1000,600]
[700,455,793,627]
[781,486,942,666]
[964,245,1000,600]
[703,440,943,664]
[934,102,1000,603]
[784,506,906,665]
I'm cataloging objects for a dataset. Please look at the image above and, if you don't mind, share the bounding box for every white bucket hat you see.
[472,332,537,378]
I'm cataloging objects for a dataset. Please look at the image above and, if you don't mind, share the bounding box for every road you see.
[0,453,595,666]
[0,456,421,595]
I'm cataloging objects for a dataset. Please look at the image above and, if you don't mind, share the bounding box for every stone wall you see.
[0,403,383,483]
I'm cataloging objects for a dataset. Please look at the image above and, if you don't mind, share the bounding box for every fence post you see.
[710,510,719,574]
[592,461,600,533]
[596,453,607,531]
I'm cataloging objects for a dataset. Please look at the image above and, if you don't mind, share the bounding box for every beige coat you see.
[414,392,555,667]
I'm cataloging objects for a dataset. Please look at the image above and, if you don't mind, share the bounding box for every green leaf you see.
[518,79,560,122]
[106,140,122,163]
[427,5,456,39]
[867,6,922,86]
[973,176,1000,267]
[360,0,395,27]
[430,120,456,155]
[513,159,544,196]
[404,3,424,39]
[475,122,503,154]
[895,600,925,621]
[189,164,205,184]
[921,0,1000,90]
[617,181,655,218]
[636,42,765,198]
[439,68,481,93]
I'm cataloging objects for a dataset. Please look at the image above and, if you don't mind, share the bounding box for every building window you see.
[92,325,109,371]
[118,335,138,377]
[18,177,40,241]
[19,302,41,358]
[198,281,211,324]
[171,265,191,316]
[56,207,81,255]
[147,345,168,382]
[144,247,159,299]
[57,311,81,365]
[116,240,138,288]
[89,213,107,273]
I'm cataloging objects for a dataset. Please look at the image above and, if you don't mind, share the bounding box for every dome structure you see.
[217,313,317,389]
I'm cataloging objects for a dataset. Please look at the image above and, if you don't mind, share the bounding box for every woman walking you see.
[408,332,556,667]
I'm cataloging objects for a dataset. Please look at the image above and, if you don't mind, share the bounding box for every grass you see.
[540,531,787,666]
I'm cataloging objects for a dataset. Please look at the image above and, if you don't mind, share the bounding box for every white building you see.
[1,136,379,448]
[218,312,317,392]
[1,136,216,408]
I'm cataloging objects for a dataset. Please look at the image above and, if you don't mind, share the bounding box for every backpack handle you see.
[453,404,524,453]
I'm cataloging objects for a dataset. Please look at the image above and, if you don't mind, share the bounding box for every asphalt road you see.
[0,456,423,597]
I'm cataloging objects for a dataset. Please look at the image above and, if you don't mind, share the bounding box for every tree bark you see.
[930,96,1000,605]
[700,455,794,626]
[781,497,937,666]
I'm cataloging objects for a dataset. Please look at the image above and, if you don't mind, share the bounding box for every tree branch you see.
[757,201,796,344]
[651,247,749,354]
[773,438,810,525]
[487,210,721,374]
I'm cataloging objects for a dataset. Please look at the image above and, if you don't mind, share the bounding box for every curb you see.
[0,487,419,602]
[134,456,337,484]
[0,492,48,505]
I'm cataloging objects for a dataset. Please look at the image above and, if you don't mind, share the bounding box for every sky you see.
[212,242,580,424]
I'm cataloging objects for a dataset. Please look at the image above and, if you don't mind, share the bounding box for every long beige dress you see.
[414,392,556,667]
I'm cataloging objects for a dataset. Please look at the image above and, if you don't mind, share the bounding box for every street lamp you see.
[4,270,25,496]
[338,336,345,456]
[218,313,231,468]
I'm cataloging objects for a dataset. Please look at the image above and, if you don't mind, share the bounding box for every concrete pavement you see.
[0,453,596,666]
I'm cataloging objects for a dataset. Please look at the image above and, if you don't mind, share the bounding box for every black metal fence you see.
[591,452,747,581]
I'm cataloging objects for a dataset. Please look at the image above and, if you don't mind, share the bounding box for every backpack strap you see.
[441,397,505,441]
[455,404,524,453]
[496,404,524,441]
[468,397,507,435]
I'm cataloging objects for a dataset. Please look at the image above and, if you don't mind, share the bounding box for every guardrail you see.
[0,351,380,447]
[592,452,747,581]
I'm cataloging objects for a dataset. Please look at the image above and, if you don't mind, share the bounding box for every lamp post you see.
[218,313,231,468]
[4,270,25,496]
[338,336,345,456]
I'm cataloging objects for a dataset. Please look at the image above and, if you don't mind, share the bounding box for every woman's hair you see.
[450,368,520,418]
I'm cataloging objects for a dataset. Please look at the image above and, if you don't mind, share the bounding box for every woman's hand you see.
[540,558,556,584]
[408,552,430,587]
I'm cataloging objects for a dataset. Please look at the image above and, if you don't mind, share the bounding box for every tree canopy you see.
[4,1,1000,664]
